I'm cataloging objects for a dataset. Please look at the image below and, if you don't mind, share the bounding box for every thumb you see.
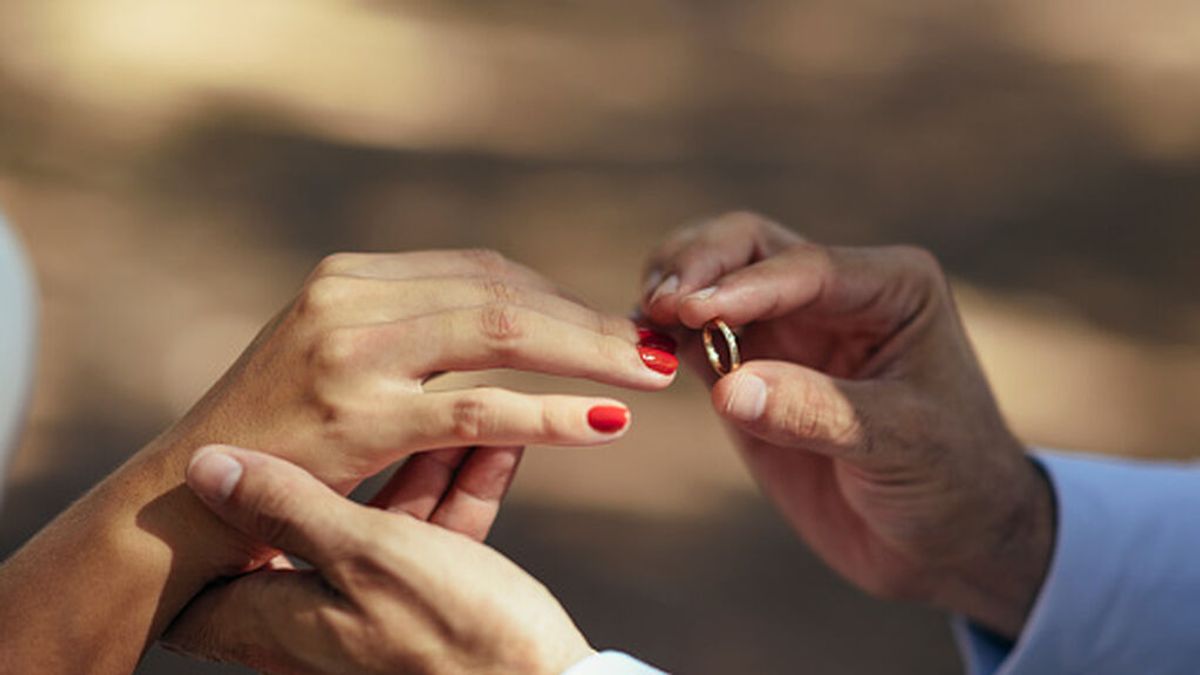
[187,445,355,569]
[713,361,882,461]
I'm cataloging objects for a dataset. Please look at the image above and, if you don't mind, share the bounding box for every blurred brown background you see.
[3,1,1200,673]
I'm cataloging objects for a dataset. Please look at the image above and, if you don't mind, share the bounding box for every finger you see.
[314,249,583,303]
[358,389,632,457]
[676,244,944,330]
[639,222,700,297]
[368,448,471,520]
[711,360,886,463]
[265,554,297,571]
[299,274,638,341]
[163,569,350,674]
[429,446,524,541]
[371,305,678,387]
[642,212,801,324]
[187,446,360,570]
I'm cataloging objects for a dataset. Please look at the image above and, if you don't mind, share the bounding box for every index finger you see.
[675,244,946,329]
[641,212,801,325]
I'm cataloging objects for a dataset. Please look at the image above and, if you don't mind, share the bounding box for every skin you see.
[165,445,594,675]
[0,249,673,674]
[640,211,1055,639]
[0,226,1055,672]
[171,215,1055,674]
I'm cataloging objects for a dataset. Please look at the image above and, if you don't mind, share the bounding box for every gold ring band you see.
[702,319,741,377]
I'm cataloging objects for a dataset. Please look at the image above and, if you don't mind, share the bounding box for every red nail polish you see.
[637,328,678,354]
[588,406,630,433]
[638,346,679,375]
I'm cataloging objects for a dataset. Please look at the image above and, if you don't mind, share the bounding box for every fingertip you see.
[712,368,768,423]
[641,268,665,298]
[187,446,245,506]
[677,297,719,330]
[587,404,631,435]
[685,286,718,303]
[647,273,680,306]
[188,444,227,473]
[638,345,680,379]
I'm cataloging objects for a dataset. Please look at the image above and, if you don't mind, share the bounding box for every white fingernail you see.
[648,275,679,305]
[642,269,664,297]
[687,286,718,302]
[188,447,244,505]
[726,373,768,421]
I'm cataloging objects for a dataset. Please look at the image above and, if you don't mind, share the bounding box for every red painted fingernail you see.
[638,346,679,375]
[588,406,630,434]
[637,328,678,354]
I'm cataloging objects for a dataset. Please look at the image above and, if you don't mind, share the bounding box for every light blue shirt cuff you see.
[956,450,1200,674]
[0,215,37,508]
[561,651,667,675]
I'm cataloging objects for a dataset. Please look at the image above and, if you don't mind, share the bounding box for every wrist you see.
[129,434,279,577]
[0,436,267,673]
[935,452,1056,639]
[542,641,597,675]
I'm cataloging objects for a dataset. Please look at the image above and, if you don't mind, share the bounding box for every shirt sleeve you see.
[954,450,1200,674]
[561,651,668,675]
[0,215,37,509]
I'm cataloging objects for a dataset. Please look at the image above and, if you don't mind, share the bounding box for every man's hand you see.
[165,445,594,675]
[642,212,1055,638]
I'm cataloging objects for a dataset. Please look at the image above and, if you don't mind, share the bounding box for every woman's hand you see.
[164,445,593,675]
[162,250,677,567]
[641,213,1053,638]
[0,249,676,674]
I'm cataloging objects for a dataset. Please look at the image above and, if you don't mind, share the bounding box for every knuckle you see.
[594,333,627,368]
[720,209,771,235]
[296,275,349,320]
[892,245,945,282]
[595,312,628,340]
[461,248,509,277]
[479,276,521,307]
[536,400,557,440]
[793,241,838,279]
[477,302,525,348]
[309,327,363,374]
[313,252,362,278]
[791,241,834,268]
[450,390,499,443]
[884,246,950,308]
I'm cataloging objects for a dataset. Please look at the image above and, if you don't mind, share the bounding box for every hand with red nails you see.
[641,212,1054,639]
[190,250,670,497]
[163,446,594,675]
[0,249,673,674]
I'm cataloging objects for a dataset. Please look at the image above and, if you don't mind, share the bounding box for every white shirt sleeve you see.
[0,213,37,508]
[955,450,1200,674]
[561,651,667,675]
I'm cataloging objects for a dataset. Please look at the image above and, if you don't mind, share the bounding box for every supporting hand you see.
[165,445,592,675]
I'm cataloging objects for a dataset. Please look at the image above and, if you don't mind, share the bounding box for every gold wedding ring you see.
[702,319,741,376]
